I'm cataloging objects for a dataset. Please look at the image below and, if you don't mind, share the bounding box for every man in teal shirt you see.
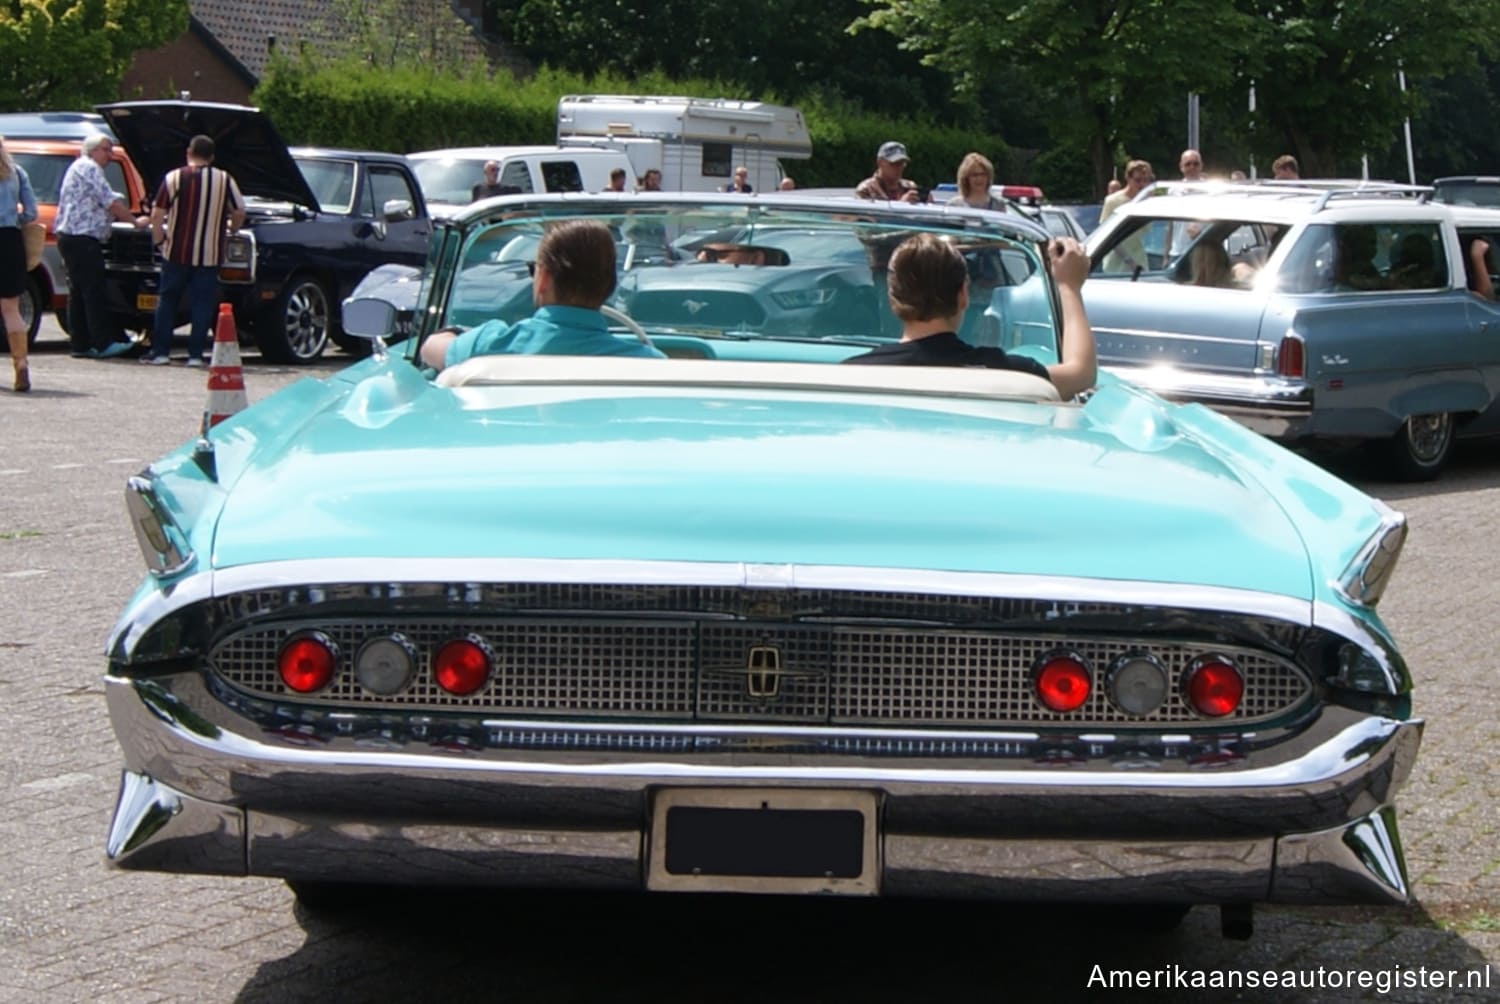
[420,219,663,370]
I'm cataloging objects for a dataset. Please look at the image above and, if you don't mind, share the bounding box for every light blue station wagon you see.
[106,193,1420,938]
[1085,182,1500,479]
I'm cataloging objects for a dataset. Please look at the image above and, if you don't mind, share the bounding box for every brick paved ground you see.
[1,332,1495,1002]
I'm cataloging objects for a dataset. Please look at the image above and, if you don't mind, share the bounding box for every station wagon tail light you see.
[355,633,417,695]
[1182,656,1243,717]
[1276,333,1305,378]
[1033,651,1091,712]
[278,632,339,693]
[434,635,493,695]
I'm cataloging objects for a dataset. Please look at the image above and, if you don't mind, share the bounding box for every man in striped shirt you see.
[142,134,246,365]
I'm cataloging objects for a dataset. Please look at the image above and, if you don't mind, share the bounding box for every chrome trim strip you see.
[198,560,1314,624]
[1096,326,1253,347]
[1104,365,1314,414]
[109,673,1414,794]
[475,719,1043,743]
[109,559,1329,665]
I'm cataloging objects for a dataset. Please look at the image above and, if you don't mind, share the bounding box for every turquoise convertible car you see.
[106,193,1421,938]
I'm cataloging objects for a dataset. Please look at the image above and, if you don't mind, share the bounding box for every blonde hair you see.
[956,152,994,199]
[0,136,13,182]
[1189,242,1230,287]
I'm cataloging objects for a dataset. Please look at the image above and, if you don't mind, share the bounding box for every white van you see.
[408,145,634,206]
[555,94,812,194]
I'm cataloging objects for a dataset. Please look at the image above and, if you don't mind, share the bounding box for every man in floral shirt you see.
[54,133,146,358]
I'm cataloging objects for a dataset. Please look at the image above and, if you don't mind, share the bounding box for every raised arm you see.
[1044,237,1097,399]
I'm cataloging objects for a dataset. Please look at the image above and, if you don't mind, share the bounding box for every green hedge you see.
[253,60,1011,192]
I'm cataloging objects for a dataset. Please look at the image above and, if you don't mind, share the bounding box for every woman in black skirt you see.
[0,135,39,392]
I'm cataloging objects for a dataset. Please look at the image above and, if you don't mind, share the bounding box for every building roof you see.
[189,0,506,83]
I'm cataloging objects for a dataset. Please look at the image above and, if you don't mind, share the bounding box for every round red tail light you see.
[434,636,492,695]
[1183,657,1244,717]
[1034,652,1092,712]
[278,632,338,693]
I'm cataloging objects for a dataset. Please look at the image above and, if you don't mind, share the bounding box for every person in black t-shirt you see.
[844,232,1097,398]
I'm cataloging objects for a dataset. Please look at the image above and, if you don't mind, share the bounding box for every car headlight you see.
[771,287,836,309]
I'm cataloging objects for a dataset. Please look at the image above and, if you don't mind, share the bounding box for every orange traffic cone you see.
[204,303,247,430]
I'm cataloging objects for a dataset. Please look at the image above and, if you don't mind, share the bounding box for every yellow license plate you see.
[136,294,158,311]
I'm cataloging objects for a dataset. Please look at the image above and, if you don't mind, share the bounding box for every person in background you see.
[844,232,1098,399]
[778,176,796,191]
[638,168,663,192]
[948,152,1005,212]
[421,220,663,370]
[55,133,146,360]
[1166,148,1206,258]
[1100,159,1154,223]
[855,142,920,202]
[1106,178,1123,196]
[1465,236,1494,301]
[0,135,38,392]
[604,168,628,193]
[1229,169,1248,182]
[1273,155,1300,180]
[142,134,246,366]
[472,161,511,200]
[1178,149,1205,183]
[722,166,753,193]
[1100,160,1155,273]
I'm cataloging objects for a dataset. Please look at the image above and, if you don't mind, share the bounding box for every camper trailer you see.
[556,94,812,193]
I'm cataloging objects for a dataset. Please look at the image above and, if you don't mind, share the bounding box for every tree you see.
[316,0,488,73]
[486,0,954,114]
[0,0,188,110]
[1225,0,1500,178]
[856,0,1262,196]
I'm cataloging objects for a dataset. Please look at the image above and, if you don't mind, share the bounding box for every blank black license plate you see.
[647,789,878,895]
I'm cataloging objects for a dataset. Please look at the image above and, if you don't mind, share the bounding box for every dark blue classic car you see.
[96,100,433,363]
[1085,181,1500,479]
[106,193,1420,939]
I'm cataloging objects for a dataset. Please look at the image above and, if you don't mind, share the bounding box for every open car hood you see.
[95,100,319,209]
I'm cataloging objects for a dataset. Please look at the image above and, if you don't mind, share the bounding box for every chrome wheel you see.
[258,276,333,363]
[1388,412,1453,481]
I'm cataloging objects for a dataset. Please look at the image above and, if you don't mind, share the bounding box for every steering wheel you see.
[600,304,654,349]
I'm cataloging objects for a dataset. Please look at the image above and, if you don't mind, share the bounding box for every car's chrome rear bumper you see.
[105,672,1422,905]
[1104,366,1314,439]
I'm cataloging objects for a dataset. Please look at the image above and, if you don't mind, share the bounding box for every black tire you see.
[256,275,336,364]
[1387,412,1453,481]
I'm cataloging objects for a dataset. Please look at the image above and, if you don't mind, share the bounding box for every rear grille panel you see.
[210,612,1313,729]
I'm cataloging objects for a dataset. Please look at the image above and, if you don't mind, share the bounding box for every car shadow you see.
[1303,440,1500,502]
[232,888,1495,1002]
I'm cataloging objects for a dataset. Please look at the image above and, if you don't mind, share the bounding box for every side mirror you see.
[341,297,398,339]
[382,199,413,222]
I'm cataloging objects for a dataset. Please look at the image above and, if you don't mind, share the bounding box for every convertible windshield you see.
[430,204,1059,361]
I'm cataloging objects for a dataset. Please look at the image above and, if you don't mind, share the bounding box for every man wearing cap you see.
[855,142,921,203]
